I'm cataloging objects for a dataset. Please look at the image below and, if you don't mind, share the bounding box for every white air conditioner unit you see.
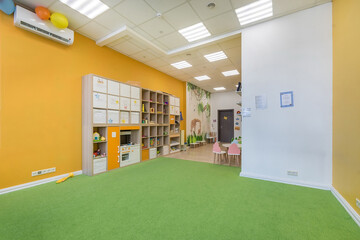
[14,5,74,45]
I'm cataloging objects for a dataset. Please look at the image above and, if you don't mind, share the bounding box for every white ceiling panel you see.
[139,17,175,39]
[49,1,91,29]
[230,0,256,9]
[132,27,155,42]
[163,3,201,30]
[77,21,112,40]
[219,36,241,50]
[156,32,189,50]
[273,0,317,15]
[94,9,135,31]
[223,46,241,59]
[198,44,223,56]
[130,50,157,62]
[112,40,144,55]
[144,0,187,13]
[17,0,57,9]
[101,0,125,8]
[114,0,156,25]
[189,0,233,21]
[107,37,128,47]
[204,11,240,35]
[145,58,169,68]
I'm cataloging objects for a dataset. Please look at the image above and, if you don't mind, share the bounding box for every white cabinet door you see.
[120,111,129,124]
[93,158,106,174]
[93,76,107,93]
[107,80,119,96]
[130,146,140,163]
[93,92,107,109]
[130,99,140,111]
[170,106,175,115]
[120,83,131,97]
[130,112,140,124]
[130,86,140,99]
[174,106,180,115]
[163,145,169,155]
[149,148,157,159]
[170,96,175,106]
[108,95,119,110]
[107,110,119,124]
[175,97,180,107]
[93,109,106,124]
[120,97,130,110]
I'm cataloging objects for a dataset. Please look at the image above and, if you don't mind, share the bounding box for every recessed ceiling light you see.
[214,87,226,91]
[204,51,228,62]
[178,22,211,42]
[194,75,211,81]
[235,0,273,26]
[60,0,109,19]
[222,70,240,76]
[171,61,192,69]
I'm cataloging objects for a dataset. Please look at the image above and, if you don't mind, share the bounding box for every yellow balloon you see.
[50,12,68,29]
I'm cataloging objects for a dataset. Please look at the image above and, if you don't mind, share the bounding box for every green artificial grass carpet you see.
[0,157,359,240]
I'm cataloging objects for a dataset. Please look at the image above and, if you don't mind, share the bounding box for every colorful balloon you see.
[0,0,15,15]
[35,6,50,20]
[50,12,69,29]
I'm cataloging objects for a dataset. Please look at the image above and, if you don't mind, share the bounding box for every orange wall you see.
[0,13,186,189]
[333,0,360,215]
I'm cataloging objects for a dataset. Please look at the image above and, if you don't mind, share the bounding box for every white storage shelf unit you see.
[83,74,182,174]
[89,75,141,126]
[82,74,141,176]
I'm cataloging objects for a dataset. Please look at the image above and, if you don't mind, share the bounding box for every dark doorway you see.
[218,109,234,142]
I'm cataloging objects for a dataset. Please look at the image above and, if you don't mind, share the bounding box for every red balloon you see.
[35,6,50,20]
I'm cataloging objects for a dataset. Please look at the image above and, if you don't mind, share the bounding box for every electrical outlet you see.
[32,167,56,176]
[356,198,360,209]
[287,171,298,176]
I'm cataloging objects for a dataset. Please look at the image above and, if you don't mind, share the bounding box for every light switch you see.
[112,132,116,138]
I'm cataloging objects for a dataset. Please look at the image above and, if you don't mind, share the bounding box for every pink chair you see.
[213,142,226,164]
[227,143,241,166]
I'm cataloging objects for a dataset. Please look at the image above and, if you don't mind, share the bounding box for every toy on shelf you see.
[150,108,155,113]
[164,101,168,105]
[93,132,100,141]
[150,138,155,147]
[157,150,160,155]
[93,149,101,158]
[163,131,168,136]
[157,138,160,145]
[100,136,106,141]
[56,172,74,184]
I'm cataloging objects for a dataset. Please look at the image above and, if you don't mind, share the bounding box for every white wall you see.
[211,91,242,140]
[241,3,332,189]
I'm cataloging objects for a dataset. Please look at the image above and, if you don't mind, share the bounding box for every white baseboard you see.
[331,187,360,227]
[239,172,330,190]
[0,170,82,195]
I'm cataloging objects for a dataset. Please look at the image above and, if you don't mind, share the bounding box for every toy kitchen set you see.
[119,129,140,167]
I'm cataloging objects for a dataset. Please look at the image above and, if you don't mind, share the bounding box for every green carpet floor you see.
[0,157,359,240]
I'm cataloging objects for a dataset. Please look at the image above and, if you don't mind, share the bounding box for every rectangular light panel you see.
[178,23,211,42]
[214,87,226,91]
[194,75,211,81]
[222,70,240,76]
[236,0,273,26]
[60,0,109,19]
[171,61,192,69]
[204,51,228,62]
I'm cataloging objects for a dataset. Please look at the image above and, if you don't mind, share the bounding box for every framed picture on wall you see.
[280,91,294,108]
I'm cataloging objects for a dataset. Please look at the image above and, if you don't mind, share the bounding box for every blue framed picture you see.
[280,91,294,108]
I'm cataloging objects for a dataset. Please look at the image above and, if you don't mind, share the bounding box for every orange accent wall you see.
[333,0,360,215]
[0,13,186,189]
